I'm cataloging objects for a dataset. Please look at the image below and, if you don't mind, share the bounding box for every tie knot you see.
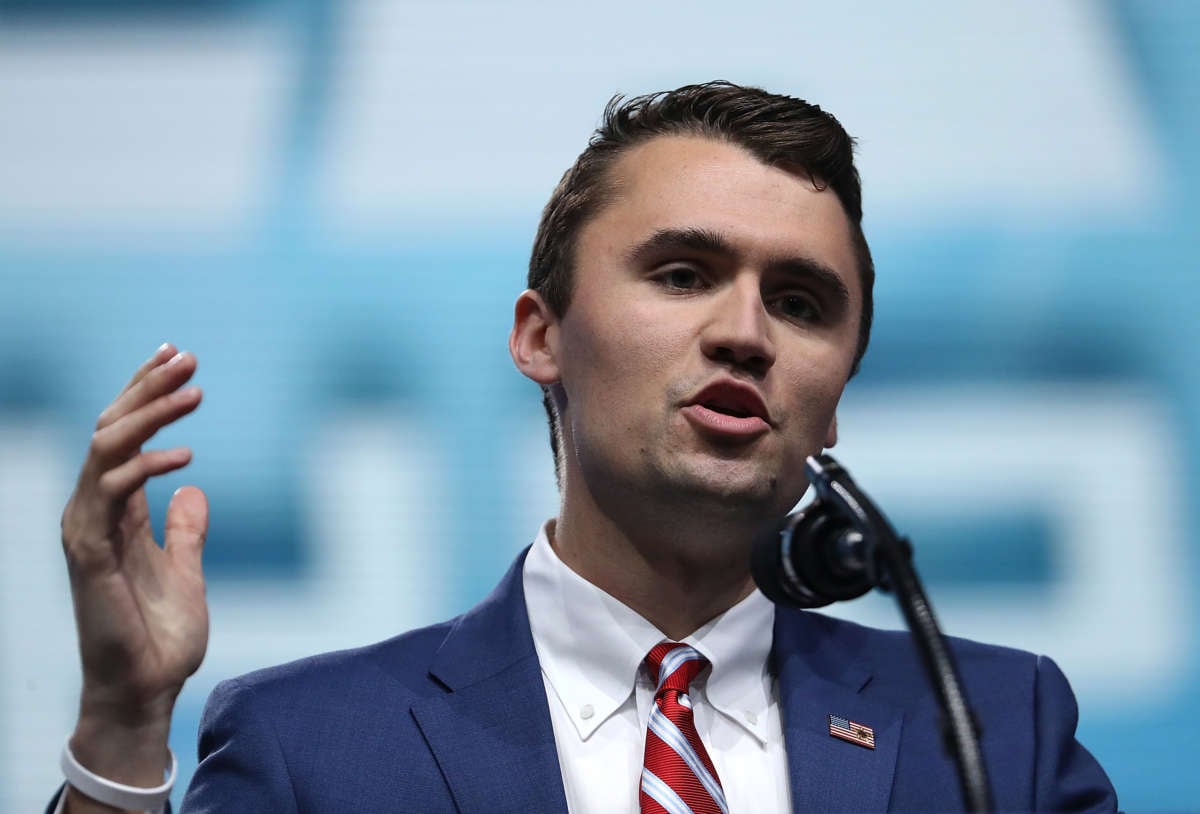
[645,642,708,694]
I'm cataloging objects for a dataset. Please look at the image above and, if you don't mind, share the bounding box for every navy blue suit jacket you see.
[54,549,1118,812]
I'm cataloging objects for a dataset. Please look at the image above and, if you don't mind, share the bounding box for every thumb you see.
[164,485,208,576]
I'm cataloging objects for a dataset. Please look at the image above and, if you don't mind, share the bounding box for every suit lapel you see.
[774,609,904,812]
[411,550,569,814]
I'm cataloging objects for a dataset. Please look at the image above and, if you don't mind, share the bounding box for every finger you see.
[95,447,193,504]
[114,343,177,400]
[97,351,197,431]
[90,385,202,470]
[165,486,208,576]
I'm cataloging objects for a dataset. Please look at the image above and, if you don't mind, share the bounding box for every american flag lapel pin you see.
[829,713,876,749]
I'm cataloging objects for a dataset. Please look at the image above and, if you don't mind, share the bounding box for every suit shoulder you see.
[790,608,1042,688]
[807,608,1036,657]
[189,615,482,810]
[208,614,463,712]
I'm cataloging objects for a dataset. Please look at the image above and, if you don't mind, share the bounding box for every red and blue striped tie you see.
[640,643,727,814]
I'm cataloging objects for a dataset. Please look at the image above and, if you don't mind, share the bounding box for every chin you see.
[669,461,787,511]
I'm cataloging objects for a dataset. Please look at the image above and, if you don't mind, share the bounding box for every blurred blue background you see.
[0,1,1196,809]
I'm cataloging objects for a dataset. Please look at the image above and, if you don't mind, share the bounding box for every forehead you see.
[583,134,860,296]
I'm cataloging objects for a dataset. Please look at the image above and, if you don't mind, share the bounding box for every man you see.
[53,82,1117,812]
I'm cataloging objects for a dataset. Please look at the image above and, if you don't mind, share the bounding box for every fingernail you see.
[157,342,171,354]
[166,352,185,366]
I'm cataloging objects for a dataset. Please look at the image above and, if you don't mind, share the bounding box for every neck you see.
[550,478,774,640]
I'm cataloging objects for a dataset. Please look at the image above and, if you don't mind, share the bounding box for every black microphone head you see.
[751,506,835,608]
[751,501,875,609]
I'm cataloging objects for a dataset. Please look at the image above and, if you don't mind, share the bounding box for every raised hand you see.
[60,344,209,802]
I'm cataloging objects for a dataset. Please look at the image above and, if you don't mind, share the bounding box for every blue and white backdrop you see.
[0,1,1196,809]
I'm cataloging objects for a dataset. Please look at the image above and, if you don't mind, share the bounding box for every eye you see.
[657,266,704,291]
[774,292,821,322]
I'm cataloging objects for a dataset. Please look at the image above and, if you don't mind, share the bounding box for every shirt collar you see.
[523,521,776,744]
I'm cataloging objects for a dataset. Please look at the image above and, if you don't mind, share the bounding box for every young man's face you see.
[547,134,863,520]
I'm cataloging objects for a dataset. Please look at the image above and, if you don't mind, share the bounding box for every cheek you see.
[570,302,682,383]
[559,311,638,413]
[559,306,693,442]
[786,352,850,427]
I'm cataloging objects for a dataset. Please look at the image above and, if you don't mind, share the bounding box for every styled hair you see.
[527,81,875,482]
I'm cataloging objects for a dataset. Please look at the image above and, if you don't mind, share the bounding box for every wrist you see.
[78,679,180,727]
[62,735,175,813]
[70,712,172,789]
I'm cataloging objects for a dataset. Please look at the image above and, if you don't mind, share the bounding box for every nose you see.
[699,277,776,375]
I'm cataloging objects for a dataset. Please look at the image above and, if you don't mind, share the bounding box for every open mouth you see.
[682,380,772,439]
[702,401,754,418]
[689,379,770,424]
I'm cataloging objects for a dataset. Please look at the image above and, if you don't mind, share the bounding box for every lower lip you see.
[681,404,770,439]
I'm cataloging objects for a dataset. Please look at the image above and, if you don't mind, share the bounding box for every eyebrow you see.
[627,226,852,312]
[627,226,732,263]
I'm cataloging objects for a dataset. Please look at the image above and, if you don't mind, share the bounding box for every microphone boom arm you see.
[791,454,993,813]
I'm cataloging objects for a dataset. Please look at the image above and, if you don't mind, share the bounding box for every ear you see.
[823,413,838,449]
[509,289,562,385]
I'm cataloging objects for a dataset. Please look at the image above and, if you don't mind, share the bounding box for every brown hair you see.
[528,81,875,481]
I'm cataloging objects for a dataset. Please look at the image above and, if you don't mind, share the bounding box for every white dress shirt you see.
[523,522,792,814]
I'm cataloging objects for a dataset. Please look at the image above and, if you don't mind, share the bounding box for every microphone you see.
[750,454,881,608]
[750,499,875,608]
